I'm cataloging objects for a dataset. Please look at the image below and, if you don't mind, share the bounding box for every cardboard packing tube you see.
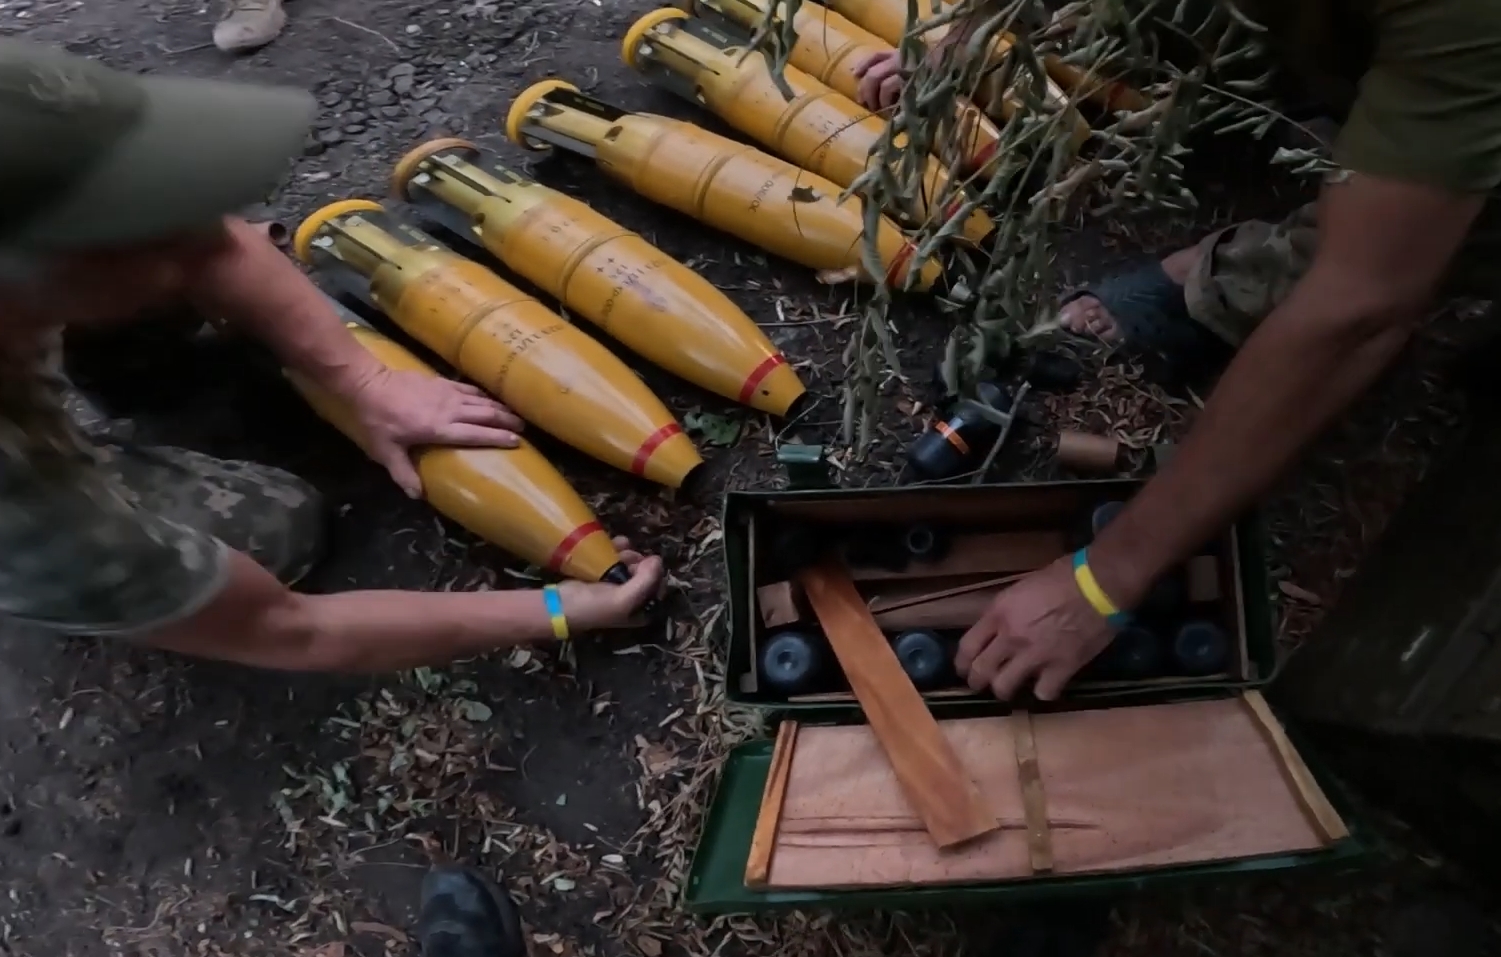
[1056,431,1121,474]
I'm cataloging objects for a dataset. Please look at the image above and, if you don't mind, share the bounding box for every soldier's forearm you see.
[143,551,558,672]
[189,216,383,399]
[1086,283,1413,609]
[1084,173,1482,610]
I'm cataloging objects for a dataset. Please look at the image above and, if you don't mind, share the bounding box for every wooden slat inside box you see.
[746,693,1346,890]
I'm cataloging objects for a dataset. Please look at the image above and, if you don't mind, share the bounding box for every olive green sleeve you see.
[1334,0,1501,193]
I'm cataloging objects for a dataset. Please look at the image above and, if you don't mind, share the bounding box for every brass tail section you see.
[288,298,627,582]
[392,137,808,416]
[623,9,993,245]
[294,200,703,489]
[506,77,626,157]
[505,80,942,292]
[676,0,1004,177]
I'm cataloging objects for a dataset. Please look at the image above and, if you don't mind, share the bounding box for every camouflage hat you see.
[0,38,314,251]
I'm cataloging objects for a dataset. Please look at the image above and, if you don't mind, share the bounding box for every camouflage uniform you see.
[1185,0,1501,347]
[0,39,320,638]
[0,334,325,636]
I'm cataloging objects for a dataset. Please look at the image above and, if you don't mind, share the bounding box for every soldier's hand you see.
[852,50,907,111]
[348,368,524,498]
[555,537,665,631]
[956,556,1116,701]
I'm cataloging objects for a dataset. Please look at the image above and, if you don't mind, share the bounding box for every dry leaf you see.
[638,741,680,776]
[636,936,663,957]
[303,944,346,957]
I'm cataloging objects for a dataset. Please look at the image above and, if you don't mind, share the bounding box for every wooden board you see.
[847,531,1067,582]
[1186,555,1222,603]
[872,589,1006,631]
[1012,710,1053,873]
[795,560,998,849]
[759,696,1339,889]
[866,574,1021,615]
[745,720,798,886]
[756,580,802,628]
[1241,690,1350,842]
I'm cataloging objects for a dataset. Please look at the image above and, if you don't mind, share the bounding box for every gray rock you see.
[368,90,395,106]
[317,129,345,145]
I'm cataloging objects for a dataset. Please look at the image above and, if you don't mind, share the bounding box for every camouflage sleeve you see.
[0,420,230,639]
[1335,0,1501,193]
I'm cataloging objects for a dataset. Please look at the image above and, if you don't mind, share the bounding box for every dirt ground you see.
[3,0,1499,955]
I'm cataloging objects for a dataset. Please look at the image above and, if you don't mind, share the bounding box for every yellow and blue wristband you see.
[1071,549,1131,629]
[542,583,570,640]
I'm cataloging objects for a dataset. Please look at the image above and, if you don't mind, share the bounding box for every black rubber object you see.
[902,522,949,564]
[759,629,827,696]
[1099,626,1166,680]
[890,629,954,691]
[1172,620,1231,676]
[907,381,1011,481]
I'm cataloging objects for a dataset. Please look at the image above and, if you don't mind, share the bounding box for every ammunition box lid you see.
[684,691,1366,914]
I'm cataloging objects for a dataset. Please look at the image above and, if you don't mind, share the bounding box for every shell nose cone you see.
[637,429,706,490]
[746,358,809,417]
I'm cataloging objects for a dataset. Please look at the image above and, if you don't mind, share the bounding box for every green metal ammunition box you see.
[721,478,1275,715]
[686,478,1366,914]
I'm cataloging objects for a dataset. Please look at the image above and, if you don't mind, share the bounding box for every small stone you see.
[301,140,326,157]
[421,109,448,125]
[405,23,420,34]
[388,62,415,78]
[393,76,414,95]
[380,106,404,118]
[344,122,367,134]
[319,91,342,107]
[317,129,344,145]
[367,90,395,106]
[344,110,368,123]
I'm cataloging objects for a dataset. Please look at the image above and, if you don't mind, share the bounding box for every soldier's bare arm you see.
[1085,173,1484,611]
[140,550,663,672]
